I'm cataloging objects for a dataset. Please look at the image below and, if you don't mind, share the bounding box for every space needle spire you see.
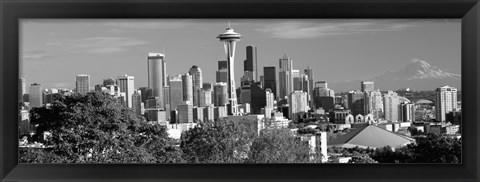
[217,22,241,116]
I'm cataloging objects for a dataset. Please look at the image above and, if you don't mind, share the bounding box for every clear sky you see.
[20,19,461,90]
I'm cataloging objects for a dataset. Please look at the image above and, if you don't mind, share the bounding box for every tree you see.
[180,118,258,163]
[371,133,461,163]
[348,156,378,163]
[24,92,182,163]
[247,129,321,163]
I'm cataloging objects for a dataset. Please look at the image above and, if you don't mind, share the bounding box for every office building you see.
[239,81,252,104]
[399,102,415,122]
[117,75,135,108]
[304,67,314,107]
[178,104,193,123]
[189,65,203,106]
[218,60,228,70]
[217,24,241,116]
[132,90,142,116]
[250,83,266,114]
[75,74,90,94]
[384,91,400,122]
[19,77,26,102]
[169,75,183,111]
[145,108,167,124]
[103,78,115,87]
[182,73,193,104]
[265,88,275,118]
[315,97,335,112]
[289,91,308,121]
[263,66,277,98]
[361,81,374,92]
[348,90,366,116]
[193,107,204,122]
[198,88,212,107]
[216,69,228,83]
[368,90,384,119]
[214,106,228,120]
[279,54,293,99]
[213,82,228,106]
[203,106,215,122]
[147,53,165,108]
[244,45,258,81]
[292,70,302,91]
[138,87,153,103]
[29,83,43,108]
[435,86,458,122]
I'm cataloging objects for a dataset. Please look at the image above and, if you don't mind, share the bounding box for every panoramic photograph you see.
[18,19,461,163]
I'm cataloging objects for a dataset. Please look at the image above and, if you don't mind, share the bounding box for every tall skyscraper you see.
[368,90,384,119]
[132,90,142,116]
[75,74,90,94]
[435,86,458,122]
[218,60,228,70]
[138,87,153,103]
[304,66,314,106]
[279,54,293,100]
[217,23,241,116]
[348,90,366,116]
[147,53,165,108]
[289,91,308,121]
[265,89,275,118]
[213,82,228,106]
[29,83,43,108]
[216,69,228,83]
[263,67,277,98]
[361,81,374,92]
[169,75,183,111]
[117,75,135,108]
[250,83,266,114]
[189,65,203,106]
[292,70,302,91]
[182,73,193,104]
[384,90,400,122]
[244,45,258,81]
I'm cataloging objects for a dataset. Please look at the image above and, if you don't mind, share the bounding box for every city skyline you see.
[21,19,461,92]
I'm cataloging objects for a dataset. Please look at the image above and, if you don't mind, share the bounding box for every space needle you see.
[217,22,241,116]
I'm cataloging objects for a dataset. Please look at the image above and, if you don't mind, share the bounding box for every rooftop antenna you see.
[228,20,231,28]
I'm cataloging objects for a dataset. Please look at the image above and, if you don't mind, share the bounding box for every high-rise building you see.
[279,54,293,100]
[213,82,228,106]
[193,107,204,122]
[301,74,310,95]
[203,106,215,122]
[75,74,90,94]
[117,75,135,108]
[361,81,375,92]
[198,88,212,107]
[178,104,193,123]
[315,97,334,112]
[214,106,228,120]
[189,65,203,106]
[244,45,258,81]
[368,90,384,119]
[181,73,193,104]
[292,70,303,91]
[265,88,275,118]
[139,87,153,103]
[29,83,43,108]
[263,67,277,98]
[384,90,400,122]
[217,24,241,116]
[304,66,314,107]
[218,60,228,70]
[250,82,266,114]
[147,53,165,108]
[400,102,415,122]
[132,90,142,116]
[288,91,308,121]
[435,86,458,122]
[239,82,252,104]
[103,78,115,87]
[216,69,228,83]
[169,75,183,111]
[19,77,26,102]
[348,90,366,116]
[203,83,213,90]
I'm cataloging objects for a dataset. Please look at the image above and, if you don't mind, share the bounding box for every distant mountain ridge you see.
[330,58,461,92]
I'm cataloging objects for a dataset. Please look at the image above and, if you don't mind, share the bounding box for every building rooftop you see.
[328,125,415,149]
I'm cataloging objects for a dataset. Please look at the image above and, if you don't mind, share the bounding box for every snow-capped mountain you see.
[330,58,461,92]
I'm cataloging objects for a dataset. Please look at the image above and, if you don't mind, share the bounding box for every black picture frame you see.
[1,0,479,181]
